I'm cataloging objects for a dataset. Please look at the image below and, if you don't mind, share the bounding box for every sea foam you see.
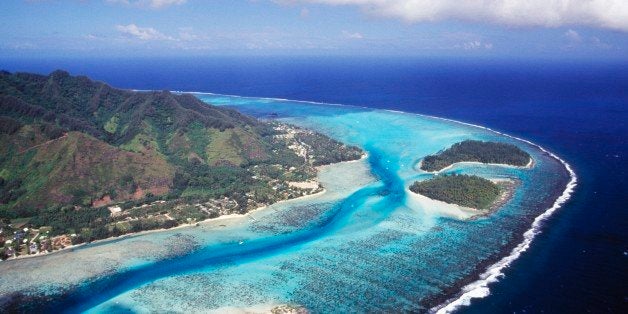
[424,117,578,313]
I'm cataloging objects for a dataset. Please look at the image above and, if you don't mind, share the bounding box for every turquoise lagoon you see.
[0,95,573,313]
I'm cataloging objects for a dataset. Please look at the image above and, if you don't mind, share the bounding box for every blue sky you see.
[1,0,627,59]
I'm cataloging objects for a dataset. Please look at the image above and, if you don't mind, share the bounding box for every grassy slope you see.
[1,129,174,212]
[0,70,272,215]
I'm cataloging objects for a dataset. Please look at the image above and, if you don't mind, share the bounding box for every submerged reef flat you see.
[0,94,572,313]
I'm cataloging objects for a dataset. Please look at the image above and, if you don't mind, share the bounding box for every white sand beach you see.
[416,157,534,174]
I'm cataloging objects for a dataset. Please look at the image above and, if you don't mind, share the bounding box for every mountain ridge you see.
[0,70,363,251]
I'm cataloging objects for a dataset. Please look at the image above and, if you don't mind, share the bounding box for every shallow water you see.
[0,95,570,313]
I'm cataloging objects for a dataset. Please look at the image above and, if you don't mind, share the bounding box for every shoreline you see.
[423,173,573,313]
[468,179,520,220]
[416,157,535,174]
[174,91,577,313]
[407,178,519,220]
[150,91,577,313]
[3,190,329,264]
[2,154,370,264]
[406,189,477,220]
[423,123,577,313]
[3,190,331,264]
[3,92,576,314]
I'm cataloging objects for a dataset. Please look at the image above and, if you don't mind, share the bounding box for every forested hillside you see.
[0,70,267,212]
[0,70,363,255]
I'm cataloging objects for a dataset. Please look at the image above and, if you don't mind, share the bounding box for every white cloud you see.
[455,40,493,50]
[107,0,187,9]
[178,27,200,41]
[591,36,612,49]
[115,24,172,40]
[291,0,628,32]
[300,7,310,18]
[6,42,38,50]
[342,30,363,39]
[464,41,482,50]
[562,30,615,50]
[442,31,493,50]
[565,29,582,42]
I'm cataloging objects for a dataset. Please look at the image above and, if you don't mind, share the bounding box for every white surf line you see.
[414,158,533,175]
[134,89,577,313]
[419,116,577,314]
[201,94,578,313]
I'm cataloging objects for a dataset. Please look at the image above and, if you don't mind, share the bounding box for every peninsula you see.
[0,70,363,260]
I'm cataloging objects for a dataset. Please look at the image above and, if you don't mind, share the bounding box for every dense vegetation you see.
[0,70,363,256]
[409,174,500,209]
[420,140,531,172]
[294,131,363,166]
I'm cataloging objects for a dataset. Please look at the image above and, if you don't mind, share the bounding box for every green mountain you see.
[0,70,362,233]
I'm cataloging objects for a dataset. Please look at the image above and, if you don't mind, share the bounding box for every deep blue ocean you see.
[1,57,626,312]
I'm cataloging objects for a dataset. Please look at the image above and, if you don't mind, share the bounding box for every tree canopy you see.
[420,140,531,172]
[410,174,500,209]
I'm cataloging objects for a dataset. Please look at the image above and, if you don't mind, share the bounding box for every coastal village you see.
[0,123,357,261]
